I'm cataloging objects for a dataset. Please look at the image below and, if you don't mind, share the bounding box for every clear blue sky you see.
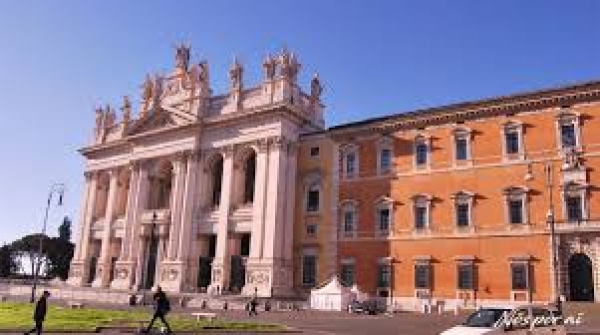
[0,1,599,245]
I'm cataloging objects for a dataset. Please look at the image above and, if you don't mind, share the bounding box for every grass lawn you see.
[0,301,284,332]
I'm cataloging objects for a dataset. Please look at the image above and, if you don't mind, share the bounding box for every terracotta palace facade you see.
[68,46,600,309]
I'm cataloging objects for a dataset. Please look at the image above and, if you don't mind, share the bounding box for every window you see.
[340,261,355,286]
[560,123,577,148]
[343,146,359,179]
[455,137,468,161]
[456,203,470,227]
[510,263,529,290]
[341,202,357,237]
[414,263,431,289]
[306,184,320,212]
[505,131,520,154]
[415,206,427,229]
[302,254,317,287]
[378,208,390,232]
[457,263,475,290]
[509,199,524,224]
[306,223,318,237]
[377,263,391,288]
[380,148,391,173]
[310,146,320,157]
[566,195,583,222]
[415,141,428,166]
[503,186,528,225]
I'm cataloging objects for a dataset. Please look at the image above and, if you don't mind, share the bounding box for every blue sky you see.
[0,1,599,245]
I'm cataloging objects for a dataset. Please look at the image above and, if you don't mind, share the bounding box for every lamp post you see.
[544,163,562,314]
[30,183,66,303]
[140,211,158,305]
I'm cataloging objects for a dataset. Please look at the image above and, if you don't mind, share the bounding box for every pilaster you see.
[92,168,119,288]
[209,146,234,294]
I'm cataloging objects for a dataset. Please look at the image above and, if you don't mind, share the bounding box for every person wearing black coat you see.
[144,286,173,334]
[25,290,50,335]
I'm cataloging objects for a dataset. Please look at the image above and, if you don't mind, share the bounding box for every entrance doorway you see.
[568,253,595,301]
[230,255,246,293]
[143,238,159,289]
[87,256,98,284]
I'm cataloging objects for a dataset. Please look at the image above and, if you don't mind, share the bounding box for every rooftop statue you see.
[262,54,276,80]
[121,96,132,124]
[175,43,191,70]
[310,73,323,100]
[229,57,243,90]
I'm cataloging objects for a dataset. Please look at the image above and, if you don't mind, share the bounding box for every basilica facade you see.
[68,46,600,308]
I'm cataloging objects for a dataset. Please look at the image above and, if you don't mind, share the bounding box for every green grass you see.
[0,301,284,332]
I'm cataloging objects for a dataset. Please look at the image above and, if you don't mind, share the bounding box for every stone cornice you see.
[328,80,600,140]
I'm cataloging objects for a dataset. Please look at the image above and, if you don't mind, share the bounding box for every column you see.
[209,146,234,294]
[92,168,119,287]
[67,172,97,287]
[111,162,139,290]
[130,161,150,289]
[166,153,187,260]
[283,143,297,263]
[249,140,269,259]
[178,151,200,260]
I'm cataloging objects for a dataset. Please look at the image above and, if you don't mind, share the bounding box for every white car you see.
[440,304,566,334]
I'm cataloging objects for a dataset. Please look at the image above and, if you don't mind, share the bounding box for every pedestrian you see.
[144,286,173,334]
[25,290,50,335]
[249,297,258,317]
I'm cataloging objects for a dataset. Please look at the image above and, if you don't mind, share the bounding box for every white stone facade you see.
[67,46,325,297]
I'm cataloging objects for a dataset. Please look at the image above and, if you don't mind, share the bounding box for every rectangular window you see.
[415,143,428,166]
[561,123,577,148]
[340,263,355,286]
[344,211,355,233]
[566,195,583,221]
[414,206,427,229]
[302,255,317,287]
[455,138,468,161]
[509,199,524,224]
[379,208,390,231]
[346,153,356,176]
[457,264,474,290]
[310,146,320,157]
[511,263,529,290]
[505,131,520,154]
[378,264,391,288]
[306,223,317,237]
[456,203,470,227]
[307,189,320,212]
[414,264,431,289]
[380,148,391,172]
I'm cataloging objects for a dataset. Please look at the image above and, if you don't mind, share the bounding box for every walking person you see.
[144,286,173,334]
[25,290,50,335]
[248,296,259,317]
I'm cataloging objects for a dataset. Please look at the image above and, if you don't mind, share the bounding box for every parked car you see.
[440,304,565,334]
[348,299,386,315]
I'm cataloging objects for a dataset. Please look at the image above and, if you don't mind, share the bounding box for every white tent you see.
[309,276,352,311]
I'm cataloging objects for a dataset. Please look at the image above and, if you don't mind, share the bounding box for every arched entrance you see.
[568,253,595,301]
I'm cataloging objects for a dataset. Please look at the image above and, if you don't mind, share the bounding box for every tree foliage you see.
[0,243,18,278]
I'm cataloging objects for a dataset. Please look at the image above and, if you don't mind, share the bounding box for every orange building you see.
[295,81,600,310]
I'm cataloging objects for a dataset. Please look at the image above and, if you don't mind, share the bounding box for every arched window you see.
[94,173,111,219]
[210,156,224,207]
[243,151,256,204]
[413,135,430,169]
[377,137,393,175]
[374,197,394,236]
[340,201,358,238]
[342,144,359,179]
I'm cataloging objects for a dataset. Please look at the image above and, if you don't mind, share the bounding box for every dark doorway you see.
[197,257,213,289]
[144,238,159,289]
[568,253,595,301]
[230,255,246,293]
[87,256,98,284]
[109,256,117,283]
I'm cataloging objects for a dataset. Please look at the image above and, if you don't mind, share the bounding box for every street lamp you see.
[140,211,158,305]
[543,163,562,314]
[30,183,66,303]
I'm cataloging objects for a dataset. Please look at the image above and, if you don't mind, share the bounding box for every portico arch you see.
[147,160,173,210]
[206,153,224,208]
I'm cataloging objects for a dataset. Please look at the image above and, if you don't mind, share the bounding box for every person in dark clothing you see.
[248,297,258,317]
[25,290,50,335]
[144,286,172,334]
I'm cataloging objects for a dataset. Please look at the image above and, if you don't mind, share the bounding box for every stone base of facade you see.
[66,260,87,287]
[157,260,186,292]
[109,260,136,290]
[242,258,294,297]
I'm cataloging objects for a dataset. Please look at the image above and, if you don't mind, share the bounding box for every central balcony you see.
[141,208,171,225]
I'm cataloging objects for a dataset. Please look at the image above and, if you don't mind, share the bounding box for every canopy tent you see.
[309,276,352,311]
[350,284,369,302]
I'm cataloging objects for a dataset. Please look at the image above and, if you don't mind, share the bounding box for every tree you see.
[0,243,18,277]
[58,216,72,242]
